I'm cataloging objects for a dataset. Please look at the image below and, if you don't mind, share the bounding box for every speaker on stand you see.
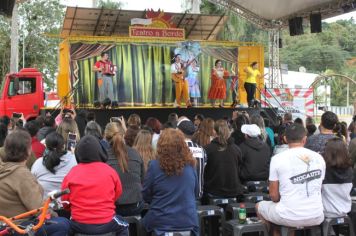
[288,17,304,36]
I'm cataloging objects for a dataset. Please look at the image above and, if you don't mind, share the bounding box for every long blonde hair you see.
[104,122,129,172]
[133,130,156,171]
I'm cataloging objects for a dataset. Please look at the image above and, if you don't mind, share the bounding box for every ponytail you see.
[333,122,343,138]
[111,132,129,172]
[42,148,66,174]
[42,132,66,174]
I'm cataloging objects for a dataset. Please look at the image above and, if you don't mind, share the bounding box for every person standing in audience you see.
[203,119,244,203]
[61,135,128,235]
[56,117,80,149]
[133,129,156,172]
[239,124,271,182]
[192,118,215,147]
[127,114,141,128]
[256,124,325,231]
[277,112,293,145]
[322,138,353,217]
[142,128,198,235]
[124,126,140,147]
[105,122,145,217]
[177,117,206,199]
[31,132,77,198]
[193,114,205,129]
[305,111,339,154]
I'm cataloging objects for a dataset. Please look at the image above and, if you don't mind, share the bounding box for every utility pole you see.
[10,2,19,73]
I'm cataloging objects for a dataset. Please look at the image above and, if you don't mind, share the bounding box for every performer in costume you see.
[171,54,192,108]
[208,60,230,108]
[93,52,116,104]
[244,61,261,108]
[186,59,200,107]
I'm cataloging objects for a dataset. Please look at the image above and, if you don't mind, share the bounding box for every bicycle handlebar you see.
[0,189,70,235]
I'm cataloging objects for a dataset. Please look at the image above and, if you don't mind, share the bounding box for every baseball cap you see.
[241,124,261,137]
[177,118,196,136]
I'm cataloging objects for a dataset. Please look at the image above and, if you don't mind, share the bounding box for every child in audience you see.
[322,137,353,217]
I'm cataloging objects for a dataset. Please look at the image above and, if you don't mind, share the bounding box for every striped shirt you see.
[185,139,207,198]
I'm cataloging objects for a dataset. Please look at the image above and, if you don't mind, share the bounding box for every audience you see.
[0,130,70,235]
[56,117,80,149]
[203,119,244,202]
[256,124,325,230]
[105,122,144,216]
[31,132,77,198]
[177,117,206,199]
[305,111,338,154]
[142,128,198,235]
[133,129,156,172]
[193,114,205,128]
[61,135,128,235]
[322,137,353,217]
[24,120,46,158]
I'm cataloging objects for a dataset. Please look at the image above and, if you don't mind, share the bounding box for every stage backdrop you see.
[70,42,238,107]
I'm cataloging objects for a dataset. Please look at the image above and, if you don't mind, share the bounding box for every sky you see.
[60,0,356,22]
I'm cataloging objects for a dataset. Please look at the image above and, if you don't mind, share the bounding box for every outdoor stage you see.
[79,106,278,128]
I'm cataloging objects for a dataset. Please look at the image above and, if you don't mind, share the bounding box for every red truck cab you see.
[0,68,44,120]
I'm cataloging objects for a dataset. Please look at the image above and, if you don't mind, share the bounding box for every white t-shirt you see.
[269,147,325,221]
[171,63,181,74]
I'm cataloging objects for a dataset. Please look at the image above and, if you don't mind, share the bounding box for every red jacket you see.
[61,162,122,224]
[31,136,45,158]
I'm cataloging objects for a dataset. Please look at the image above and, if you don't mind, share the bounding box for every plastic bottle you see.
[238,203,247,224]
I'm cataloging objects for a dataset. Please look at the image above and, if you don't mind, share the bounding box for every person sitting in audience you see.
[177,117,206,199]
[61,135,128,235]
[250,115,272,149]
[31,132,77,198]
[231,113,250,146]
[322,137,353,218]
[105,122,144,216]
[124,126,140,147]
[142,128,198,235]
[192,118,215,147]
[203,119,244,202]
[294,117,304,126]
[133,129,156,172]
[84,120,109,159]
[193,114,205,129]
[145,117,162,149]
[37,116,56,141]
[239,124,271,182]
[305,111,339,154]
[277,112,293,145]
[273,127,289,155]
[0,130,70,236]
[25,120,45,158]
[127,113,141,128]
[306,123,317,137]
[256,124,325,231]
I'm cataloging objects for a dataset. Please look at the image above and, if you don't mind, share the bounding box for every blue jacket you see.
[142,160,199,235]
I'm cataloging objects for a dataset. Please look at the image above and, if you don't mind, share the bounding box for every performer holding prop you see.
[93,52,116,104]
[208,60,230,108]
[171,54,192,108]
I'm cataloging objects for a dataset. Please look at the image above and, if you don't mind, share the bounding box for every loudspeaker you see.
[310,13,322,33]
[279,38,283,48]
[0,0,15,17]
[289,17,304,36]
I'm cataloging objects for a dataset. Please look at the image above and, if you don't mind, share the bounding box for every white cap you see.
[241,124,261,137]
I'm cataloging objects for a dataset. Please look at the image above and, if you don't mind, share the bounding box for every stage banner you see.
[261,88,314,118]
[129,26,185,40]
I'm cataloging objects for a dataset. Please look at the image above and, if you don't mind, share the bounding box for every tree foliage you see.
[0,0,64,90]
